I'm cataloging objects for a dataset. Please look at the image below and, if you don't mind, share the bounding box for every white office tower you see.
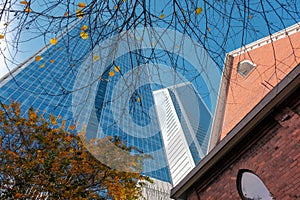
[153,82,210,186]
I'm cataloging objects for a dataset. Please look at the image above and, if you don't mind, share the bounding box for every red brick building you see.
[171,24,300,199]
[210,23,300,144]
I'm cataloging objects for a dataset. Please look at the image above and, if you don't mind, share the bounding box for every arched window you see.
[236,169,274,200]
[237,60,256,77]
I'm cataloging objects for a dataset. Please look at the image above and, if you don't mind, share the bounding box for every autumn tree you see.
[0,101,151,200]
[0,2,299,198]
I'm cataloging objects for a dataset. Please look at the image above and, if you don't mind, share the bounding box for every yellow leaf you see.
[159,14,165,19]
[78,2,86,8]
[249,15,253,19]
[35,55,43,62]
[50,59,55,63]
[109,71,115,77]
[50,116,57,125]
[0,34,4,39]
[29,110,37,120]
[114,66,120,72]
[24,7,32,13]
[64,11,69,17]
[195,7,203,15]
[62,120,66,129]
[175,45,179,49]
[207,27,211,32]
[81,25,88,30]
[93,55,100,62]
[69,125,76,130]
[80,31,88,39]
[59,47,62,50]
[15,193,23,198]
[20,0,28,4]
[66,136,72,142]
[39,63,45,68]
[151,41,155,47]
[50,38,57,45]
[137,97,141,102]
[76,9,84,18]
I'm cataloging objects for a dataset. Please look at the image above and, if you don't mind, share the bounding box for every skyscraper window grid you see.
[0,20,222,187]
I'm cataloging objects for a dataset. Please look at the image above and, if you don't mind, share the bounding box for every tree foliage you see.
[0,2,299,198]
[0,101,151,200]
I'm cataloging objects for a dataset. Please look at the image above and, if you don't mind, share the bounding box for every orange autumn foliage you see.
[0,101,151,199]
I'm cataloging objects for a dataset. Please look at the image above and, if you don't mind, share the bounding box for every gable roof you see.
[171,63,300,199]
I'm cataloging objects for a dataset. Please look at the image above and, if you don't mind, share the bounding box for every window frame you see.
[236,169,274,200]
[237,60,256,78]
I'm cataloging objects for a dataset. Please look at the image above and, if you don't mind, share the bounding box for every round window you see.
[237,169,274,200]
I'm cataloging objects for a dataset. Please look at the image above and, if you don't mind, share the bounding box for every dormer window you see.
[237,60,256,77]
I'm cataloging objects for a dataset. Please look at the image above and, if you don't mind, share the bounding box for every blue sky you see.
[0,0,299,77]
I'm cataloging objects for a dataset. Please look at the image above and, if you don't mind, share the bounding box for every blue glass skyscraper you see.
[0,18,222,192]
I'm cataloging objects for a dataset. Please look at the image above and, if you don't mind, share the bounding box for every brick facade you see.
[187,87,300,199]
[171,24,300,200]
[219,26,300,139]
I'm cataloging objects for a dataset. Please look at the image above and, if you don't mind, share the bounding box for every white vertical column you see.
[153,89,195,186]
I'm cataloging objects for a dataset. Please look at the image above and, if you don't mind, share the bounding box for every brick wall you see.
[220,30,300,139]
[189,88,300,199]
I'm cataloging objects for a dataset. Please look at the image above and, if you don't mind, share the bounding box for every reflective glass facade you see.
[0,21,172,182]
[0,21,221,185]
[168,83,212,162]
[153,82,213,185]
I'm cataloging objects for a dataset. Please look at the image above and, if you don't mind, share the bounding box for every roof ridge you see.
[229,23,300,57]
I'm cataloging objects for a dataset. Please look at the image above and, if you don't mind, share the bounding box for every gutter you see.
[171,63,300,199]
